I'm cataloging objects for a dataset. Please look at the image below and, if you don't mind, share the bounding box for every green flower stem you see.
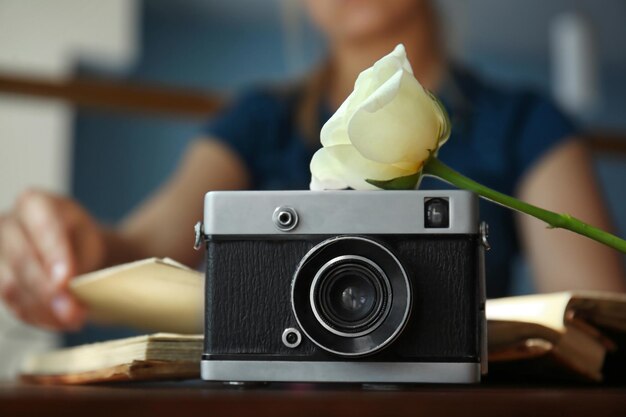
[423,157,626,254]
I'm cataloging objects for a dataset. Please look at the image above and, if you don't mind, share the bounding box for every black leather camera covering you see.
[204,235,481,362]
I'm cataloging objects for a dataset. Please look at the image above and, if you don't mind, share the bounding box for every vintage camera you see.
[196,190,487,384]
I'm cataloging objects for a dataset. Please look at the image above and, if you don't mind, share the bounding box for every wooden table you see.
[1,381,625,417]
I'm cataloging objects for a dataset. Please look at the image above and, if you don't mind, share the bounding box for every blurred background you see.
[0,0,624,378]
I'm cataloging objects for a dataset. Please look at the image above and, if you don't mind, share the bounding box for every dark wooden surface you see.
[1,381,625,417]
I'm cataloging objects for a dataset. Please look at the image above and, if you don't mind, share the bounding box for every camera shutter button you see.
[273,206,298,231]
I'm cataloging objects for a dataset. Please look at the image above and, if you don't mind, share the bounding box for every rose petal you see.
[309,147,350,190]
[347,44,413,113]
[321,44,415,149]
[310,145,415,190]
[320,96,352,148]
[347,69,440,165]
[392,44,414,74]
[355,44,413,92]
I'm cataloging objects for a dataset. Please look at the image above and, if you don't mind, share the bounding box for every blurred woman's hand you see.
[0,140,251,330]
[0,190,107,330]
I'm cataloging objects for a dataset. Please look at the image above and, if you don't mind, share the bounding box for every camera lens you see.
[292,236,412,357]
[326,272,376,322]
[313,257,390,336]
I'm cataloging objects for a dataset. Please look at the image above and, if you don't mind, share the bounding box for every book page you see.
[487,292,574,332]
[21,333,203,375]
[70,258,203,334]
[487,291,626,334]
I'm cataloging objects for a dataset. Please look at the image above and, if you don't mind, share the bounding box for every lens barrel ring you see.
[291,236,412,357]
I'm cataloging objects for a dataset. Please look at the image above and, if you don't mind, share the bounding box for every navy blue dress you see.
[203,67,577,298]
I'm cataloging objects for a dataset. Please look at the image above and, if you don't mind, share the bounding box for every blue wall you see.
[73,1,324,223]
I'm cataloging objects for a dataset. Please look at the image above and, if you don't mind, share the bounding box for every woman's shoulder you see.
[451,65,574,130]
[222,82,303,116]
[201,82,306,172]
[449,65,579,183]
[203,82,303,138]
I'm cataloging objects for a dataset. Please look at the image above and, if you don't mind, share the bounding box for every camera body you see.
[199,190,487,384]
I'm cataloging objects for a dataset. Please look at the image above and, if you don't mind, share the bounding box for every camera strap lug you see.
[478,221,489,376]
[194,221,206,250]
[479,221,491,251]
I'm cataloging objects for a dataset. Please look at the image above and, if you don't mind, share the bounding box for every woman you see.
[0,0,624,330]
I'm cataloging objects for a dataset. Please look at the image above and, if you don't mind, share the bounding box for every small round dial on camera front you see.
[282,328,302,348]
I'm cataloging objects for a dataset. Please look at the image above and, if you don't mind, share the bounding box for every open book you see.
[21,333,203,385]
[487,291,626,382]
[20,259,626,384]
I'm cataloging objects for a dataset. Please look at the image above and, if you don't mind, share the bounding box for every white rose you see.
[310,44,450,190]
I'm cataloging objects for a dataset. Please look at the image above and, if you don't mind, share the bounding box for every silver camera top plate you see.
[203,190,478,236]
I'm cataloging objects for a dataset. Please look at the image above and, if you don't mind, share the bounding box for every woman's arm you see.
[515,138,626,293]
[106,138,250,267]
